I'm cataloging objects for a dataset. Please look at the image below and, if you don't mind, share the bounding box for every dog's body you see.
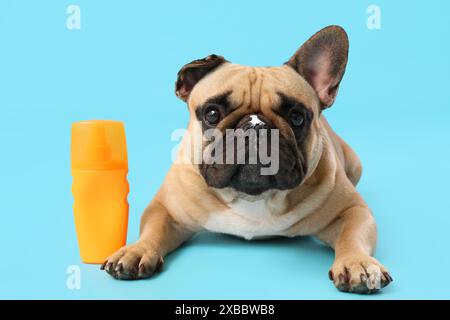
[102,26,392,293]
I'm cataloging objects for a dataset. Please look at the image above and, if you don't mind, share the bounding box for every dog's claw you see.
[379,272,393,288]
[156,257,164,272]
[328,270,334,281]
[383,272,393,283]
[105,262,113,273]
[138,264,148,278]
[115,262,123,273]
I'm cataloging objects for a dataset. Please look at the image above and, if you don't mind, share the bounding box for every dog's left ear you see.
[175,54,227,102]
[286,25,349,109]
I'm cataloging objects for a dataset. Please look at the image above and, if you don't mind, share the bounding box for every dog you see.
[101,25,392,294]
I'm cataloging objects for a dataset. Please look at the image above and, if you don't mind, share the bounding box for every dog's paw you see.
[328,255,393,294]
[100,243,164,280]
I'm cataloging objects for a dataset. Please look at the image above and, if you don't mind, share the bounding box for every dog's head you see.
[175,26,349,196]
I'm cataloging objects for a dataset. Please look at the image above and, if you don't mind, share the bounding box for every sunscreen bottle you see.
[71,120,129,263]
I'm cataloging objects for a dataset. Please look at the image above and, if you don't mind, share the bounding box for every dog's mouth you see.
[229,165,272,196]
[229,161,303,195]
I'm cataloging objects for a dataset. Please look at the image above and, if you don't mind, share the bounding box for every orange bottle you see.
[71,120,129,264]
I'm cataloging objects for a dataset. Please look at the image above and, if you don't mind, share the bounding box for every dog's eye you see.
[289,111,304,127]
[204,105,221,125]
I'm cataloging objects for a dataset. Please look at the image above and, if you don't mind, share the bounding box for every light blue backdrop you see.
[1,0,449,299]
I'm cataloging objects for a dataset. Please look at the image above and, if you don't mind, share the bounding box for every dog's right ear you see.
[175,54,227,102]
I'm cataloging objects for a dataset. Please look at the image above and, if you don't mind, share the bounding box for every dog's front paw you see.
[101,243,164,280]
[328,255,393,294]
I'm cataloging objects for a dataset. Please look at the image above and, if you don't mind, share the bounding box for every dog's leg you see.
[316,205,393,293]
[102,201,195,280]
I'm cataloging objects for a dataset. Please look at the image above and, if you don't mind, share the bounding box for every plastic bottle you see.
[71,120,129,263]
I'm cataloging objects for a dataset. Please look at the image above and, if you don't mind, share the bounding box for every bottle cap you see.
[71,120,128,170]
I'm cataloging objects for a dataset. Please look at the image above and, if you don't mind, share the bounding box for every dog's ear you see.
[175,54,227,102]
[286,25,349,109]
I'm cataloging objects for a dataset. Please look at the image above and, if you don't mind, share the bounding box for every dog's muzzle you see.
[200,113,304,195]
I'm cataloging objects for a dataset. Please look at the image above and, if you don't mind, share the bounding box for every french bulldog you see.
[101,25,392,294]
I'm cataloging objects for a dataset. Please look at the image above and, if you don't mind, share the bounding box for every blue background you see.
[0,0,449,299]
